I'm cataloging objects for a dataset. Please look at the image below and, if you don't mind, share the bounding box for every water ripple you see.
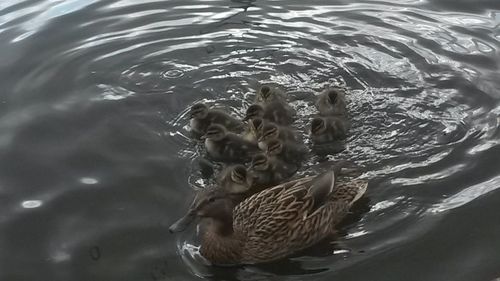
[1,0,500,280]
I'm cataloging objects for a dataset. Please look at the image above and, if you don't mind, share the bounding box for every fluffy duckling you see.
[254,85,286,105]
[203,124,259,162]
[189,103,243,136]
[241,118,264,143]
[315,88,347,116]
[243,103,294,126]
[249,153,298,190]
[216,165,254,194]
[265,138,308,164]
[310,116,350,144]
[257,122,300,150]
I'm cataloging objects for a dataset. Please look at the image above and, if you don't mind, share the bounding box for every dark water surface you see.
[1,0,500,280]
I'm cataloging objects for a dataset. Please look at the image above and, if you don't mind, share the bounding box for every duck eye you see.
[208,197,215,203]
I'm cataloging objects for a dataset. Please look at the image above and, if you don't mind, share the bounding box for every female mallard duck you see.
[249,153,298,190]
[169,169,368,264]
[310,116,350,144]
[190,103,243,136]
[315,88,347,117]
[257,122,300,150]
[203,124,259,162]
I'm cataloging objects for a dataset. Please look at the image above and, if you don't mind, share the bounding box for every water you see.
[1,0,500,280]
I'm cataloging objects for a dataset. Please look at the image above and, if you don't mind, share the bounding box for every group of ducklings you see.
[170,85,368,265]
[191,85,310,189]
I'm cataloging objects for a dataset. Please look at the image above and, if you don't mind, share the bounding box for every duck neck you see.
[200,217,242,265]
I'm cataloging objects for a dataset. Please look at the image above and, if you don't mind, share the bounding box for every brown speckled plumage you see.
[187,173,368,264]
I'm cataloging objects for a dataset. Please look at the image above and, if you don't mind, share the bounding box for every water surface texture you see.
[1,0,500,280]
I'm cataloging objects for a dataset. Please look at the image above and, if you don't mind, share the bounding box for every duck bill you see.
[170,197,198,233]
[169,211,196,233]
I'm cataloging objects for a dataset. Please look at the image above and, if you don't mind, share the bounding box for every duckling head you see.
[248,117,264,138]
[259,85,272,101]
[327,90,339,105]
[190,103,209,119]
[169,187,234,233]
[244,104,264,121]
[250,153,270,171]
[266,138,283,157]
[221,165,253,194]
[258,123,279,143]
[310,117,327,136]
[203,124,227,141]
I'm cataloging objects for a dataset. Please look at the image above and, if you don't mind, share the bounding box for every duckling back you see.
[205,131,259,163]
[190,104,243,136]
[310,116,350,144]
[315,88,347,117]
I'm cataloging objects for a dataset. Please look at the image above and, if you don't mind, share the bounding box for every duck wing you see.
[233,171,352,263]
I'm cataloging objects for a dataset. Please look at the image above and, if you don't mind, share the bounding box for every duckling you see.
[241,118,264,143]
[315,88,347,116]
[169,169,369,265]
[216,165,253,194]
[249,153,298,189]
[257,122,300,150]
[254,85,286,105]
[243,103,294,126]
[310,116,350,144]
[203,124,259,162]
[196,156,219,179]
[265,138,308,164]
[189,103,243,136]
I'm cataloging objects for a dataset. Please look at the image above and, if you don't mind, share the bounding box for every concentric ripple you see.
[1,0,500,280]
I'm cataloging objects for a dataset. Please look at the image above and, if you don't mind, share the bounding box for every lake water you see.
[1,0,500,280]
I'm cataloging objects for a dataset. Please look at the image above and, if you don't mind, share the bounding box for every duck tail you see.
[330,179,368,206]
[350,180,368,206]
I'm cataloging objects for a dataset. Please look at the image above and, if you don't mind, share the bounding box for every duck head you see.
[219,165,253,194]
[203,124,227,141]
[259,85,272,101]
[258,123,279,143]
[310,117,327,136]
[244,104,264,121]
[266,138,283,157]
[169,187,235,233]
[190,103,209,119]
[250,153,270,171]
[327,90,339,105]
[249,117,264,135]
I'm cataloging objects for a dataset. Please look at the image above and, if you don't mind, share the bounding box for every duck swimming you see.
[189,103,243,136]
[249,153,298,190]
[254,85,286,105]
[241,117,264,143]
[203,124,259,162]
[246,85,295,126]
[169,169,368,264]
[315,88,347,117]
[243,103,294,126]
[216,165,254,195]
[310,116,350,144]
[257,122,300,150]
[265,138,308,165]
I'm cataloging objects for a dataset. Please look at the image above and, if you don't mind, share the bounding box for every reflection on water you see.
[1,0,500,280]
